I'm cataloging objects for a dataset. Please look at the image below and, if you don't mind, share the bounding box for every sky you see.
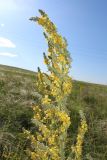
[0,0,107,85]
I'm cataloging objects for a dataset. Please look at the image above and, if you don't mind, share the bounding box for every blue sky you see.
[0,0,107,85]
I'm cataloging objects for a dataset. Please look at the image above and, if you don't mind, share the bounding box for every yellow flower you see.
[49,147,60,159]
[38,17,46,25]
[31,152,36,159]
[48,135,55,145]
[39,125,50,138]
[37,135,43,141]
[63,81,72,94]
[45,109,52,118]
[58,55,65,61]
[42,95,51,105]
[34,113,41,120]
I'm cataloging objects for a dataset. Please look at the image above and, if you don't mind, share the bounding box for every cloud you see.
[1,24,5,27]
[0,0,18,11]
[0,0,29,11]
[0,37,16,48]
[0,52,18,57]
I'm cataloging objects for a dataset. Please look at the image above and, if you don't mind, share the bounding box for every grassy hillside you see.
[0,64,107,159]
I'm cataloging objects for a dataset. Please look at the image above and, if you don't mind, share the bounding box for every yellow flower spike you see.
[73,115,88,160]
[24,10,88,160]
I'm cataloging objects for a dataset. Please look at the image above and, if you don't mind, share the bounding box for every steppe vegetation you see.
[0,10,107,160]
[0,65,107,159]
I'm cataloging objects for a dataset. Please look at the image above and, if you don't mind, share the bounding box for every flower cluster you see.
[30,10,72,102]
[72,111,88,160]
[24,9,88,160]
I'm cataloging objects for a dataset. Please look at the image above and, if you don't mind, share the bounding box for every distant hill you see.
[0,64,107,159]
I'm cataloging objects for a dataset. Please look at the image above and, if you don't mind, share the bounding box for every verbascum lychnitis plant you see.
[24,10,87,160]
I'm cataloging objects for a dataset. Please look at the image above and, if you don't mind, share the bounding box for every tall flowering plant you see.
[24,10,87,160]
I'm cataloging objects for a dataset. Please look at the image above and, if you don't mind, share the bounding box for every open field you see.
[0,64,107,159]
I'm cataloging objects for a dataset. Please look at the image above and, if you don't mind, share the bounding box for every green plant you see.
[24,10,87,160]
